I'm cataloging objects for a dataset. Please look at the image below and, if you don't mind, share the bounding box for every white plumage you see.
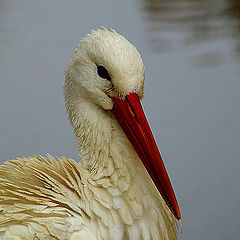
[0,29,179,239]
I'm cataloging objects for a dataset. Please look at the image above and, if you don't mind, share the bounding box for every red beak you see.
[111,92,181,220]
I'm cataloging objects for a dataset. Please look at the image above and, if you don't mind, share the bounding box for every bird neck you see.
[64,79,178,239]
[64,78,135,179]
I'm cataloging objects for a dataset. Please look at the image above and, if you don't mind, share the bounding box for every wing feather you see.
[0,155,85,239]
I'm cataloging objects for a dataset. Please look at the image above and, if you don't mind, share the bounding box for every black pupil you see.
[97,66,111,81]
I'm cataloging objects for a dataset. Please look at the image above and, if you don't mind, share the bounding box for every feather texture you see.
[0,154,177,239]
[0,28,179,239]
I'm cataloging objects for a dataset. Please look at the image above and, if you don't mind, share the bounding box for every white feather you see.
[0,28,178,239]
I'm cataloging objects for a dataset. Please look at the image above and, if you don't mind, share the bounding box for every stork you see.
[0,28,181,240]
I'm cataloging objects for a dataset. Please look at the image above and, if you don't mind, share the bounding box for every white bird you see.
[0,28,181,240]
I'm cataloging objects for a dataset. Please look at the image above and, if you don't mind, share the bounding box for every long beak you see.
[110,92,181,220]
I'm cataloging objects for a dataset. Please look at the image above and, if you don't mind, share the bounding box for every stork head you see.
[65,28,181,220]
[66,28,144,110]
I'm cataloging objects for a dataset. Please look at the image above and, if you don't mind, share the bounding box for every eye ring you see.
[97,65,111,81]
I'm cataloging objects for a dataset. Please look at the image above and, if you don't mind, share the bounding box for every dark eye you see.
[97,65,111,81]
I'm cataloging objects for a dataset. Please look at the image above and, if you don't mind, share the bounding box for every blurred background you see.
[0,1,239,239]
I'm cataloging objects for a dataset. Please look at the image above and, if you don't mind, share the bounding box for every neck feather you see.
[64,77,178,239]
[64,76,135,177]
